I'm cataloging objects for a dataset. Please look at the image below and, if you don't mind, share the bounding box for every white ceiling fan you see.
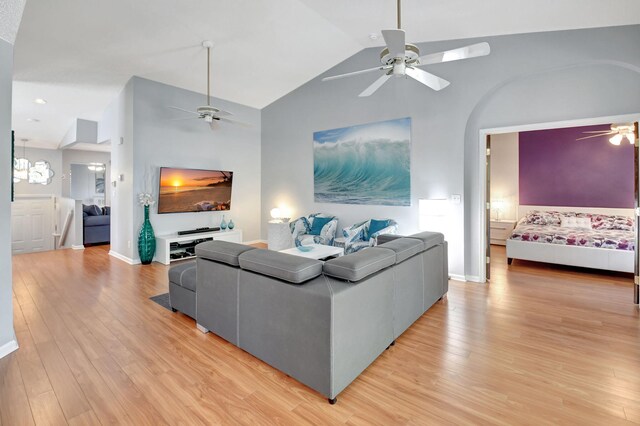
[322,0,491,97]
[168,41,248,129]
[576,123,636,145]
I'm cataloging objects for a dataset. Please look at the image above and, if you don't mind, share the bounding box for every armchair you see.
[289,213,339,247]
[342,219,398,254]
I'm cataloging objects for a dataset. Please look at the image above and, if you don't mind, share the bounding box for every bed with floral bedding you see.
[506,210,636,272]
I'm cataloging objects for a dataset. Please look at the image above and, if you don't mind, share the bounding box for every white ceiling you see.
[12,0,640,150]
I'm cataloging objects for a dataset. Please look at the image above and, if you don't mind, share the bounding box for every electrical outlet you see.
[119,174,124,181]
[451,194,461,204]
[119,136,124,145]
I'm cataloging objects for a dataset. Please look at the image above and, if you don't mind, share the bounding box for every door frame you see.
[477,113,640,287]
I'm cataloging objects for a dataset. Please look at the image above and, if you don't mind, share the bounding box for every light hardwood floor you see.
[2,244,639,425]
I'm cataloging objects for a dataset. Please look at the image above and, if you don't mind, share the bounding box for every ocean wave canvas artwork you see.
[313,117,411,206]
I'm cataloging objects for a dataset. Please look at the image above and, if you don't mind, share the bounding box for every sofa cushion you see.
[83,204,102,216]
[309,216,333,236]
[239,249,323,284]
[376,234,402,245]
[196,240,256,267]
[168,261,197,292]
[323,247,395,282]
[84,215,110,227]
[367,219,390,239]
[379,238,424,264]
[406,231,444,250]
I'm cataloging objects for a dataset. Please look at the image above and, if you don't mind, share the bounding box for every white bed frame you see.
[506,205,635,273]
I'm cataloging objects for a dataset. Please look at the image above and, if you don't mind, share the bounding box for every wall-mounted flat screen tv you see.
[158,167,233,214]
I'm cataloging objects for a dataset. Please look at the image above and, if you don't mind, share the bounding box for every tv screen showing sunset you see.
[158,167,233,214]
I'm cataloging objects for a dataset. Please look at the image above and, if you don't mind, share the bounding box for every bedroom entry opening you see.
[479,116,640,304]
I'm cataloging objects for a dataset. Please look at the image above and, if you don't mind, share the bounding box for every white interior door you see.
[11,197,54,254]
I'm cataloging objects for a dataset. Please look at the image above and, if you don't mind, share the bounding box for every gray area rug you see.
[150,293,172,311]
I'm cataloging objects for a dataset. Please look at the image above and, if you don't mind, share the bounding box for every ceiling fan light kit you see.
[576,123,635,145]
[168,40,249,129]
[321,0,490,97]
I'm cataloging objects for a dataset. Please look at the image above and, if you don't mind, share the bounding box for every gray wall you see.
[13,147,63,197]
[0,38,15,352]
[101,80,134,259]
[262,24,640,278]
[132,77,262,254]
[104,77,262,262]
[62,149,111,203]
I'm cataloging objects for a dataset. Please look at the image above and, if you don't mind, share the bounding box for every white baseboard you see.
[464,275,483,283]
[109,250,141,265]
[449,274,467,282]
[0,336,19,359]
[71,244,85,250]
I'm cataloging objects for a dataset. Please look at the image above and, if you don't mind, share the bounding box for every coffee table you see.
[279,244,343,260]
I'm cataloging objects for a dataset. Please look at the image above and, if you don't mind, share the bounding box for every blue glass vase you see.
[220,215,227,231]
[138,205,156,264]
[228,219,235,230]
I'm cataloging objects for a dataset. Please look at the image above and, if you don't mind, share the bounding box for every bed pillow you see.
[611,217,635,231]
[560,216,591,230]
[592,215,634,231]
[524,211,561,226]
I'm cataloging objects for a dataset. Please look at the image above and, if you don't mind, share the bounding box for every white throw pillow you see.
[560,216,591,229]
[575,217,592,229]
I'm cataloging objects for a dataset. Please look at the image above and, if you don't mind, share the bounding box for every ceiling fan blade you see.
[417,42,491,66]
[168,106,199,115]
[322,65,392,82]
[581,130,615,134]
[170,116,201,121]
[382,29,406,58]
[358,73,392,97]
[405,67,450,91]
[576,134,612,140]
[218,117,252,127]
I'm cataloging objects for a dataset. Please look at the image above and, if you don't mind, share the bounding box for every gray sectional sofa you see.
[168,231,448,404]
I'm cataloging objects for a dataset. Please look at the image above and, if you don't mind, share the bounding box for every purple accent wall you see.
[519,124,634,208]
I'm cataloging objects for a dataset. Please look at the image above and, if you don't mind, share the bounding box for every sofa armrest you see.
[341,221,367,247]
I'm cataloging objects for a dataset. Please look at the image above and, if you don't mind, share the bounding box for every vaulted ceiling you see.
[11,0,640,149]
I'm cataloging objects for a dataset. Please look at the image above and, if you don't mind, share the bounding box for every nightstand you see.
[490,219,517,245]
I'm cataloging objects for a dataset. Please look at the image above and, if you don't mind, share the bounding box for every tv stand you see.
[155,229,243,265]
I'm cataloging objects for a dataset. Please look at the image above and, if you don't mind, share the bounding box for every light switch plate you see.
[119,174,124,181]
[451,194,461,204]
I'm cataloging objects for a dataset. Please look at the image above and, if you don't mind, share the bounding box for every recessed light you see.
[26,118,40,122]
[33,98,47,105]
[369,33,379,41]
